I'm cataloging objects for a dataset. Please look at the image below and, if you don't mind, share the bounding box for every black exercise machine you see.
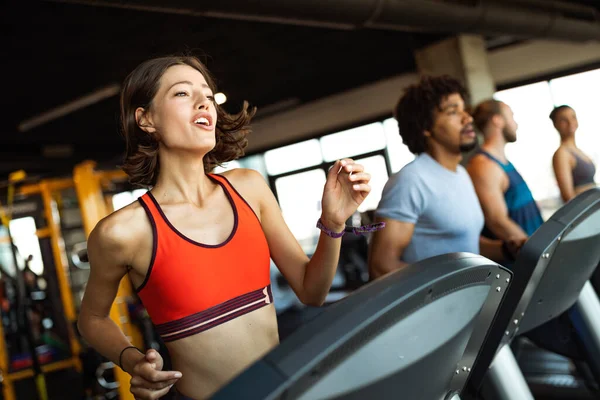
[212,253,511,400]
[464,187,600,400]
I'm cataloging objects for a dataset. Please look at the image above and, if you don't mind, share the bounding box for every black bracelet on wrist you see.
[119,345,142,371]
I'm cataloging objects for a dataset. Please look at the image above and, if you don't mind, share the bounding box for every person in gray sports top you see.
[368,76,524,279]
[550,105,597,203]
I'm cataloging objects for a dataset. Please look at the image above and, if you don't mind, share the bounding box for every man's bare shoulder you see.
[467,153,503,179]
[89,200,150,255]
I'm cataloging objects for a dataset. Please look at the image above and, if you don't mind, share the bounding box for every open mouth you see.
[461,124,475,136]
[194,117,211,126]
[192,112,213,129]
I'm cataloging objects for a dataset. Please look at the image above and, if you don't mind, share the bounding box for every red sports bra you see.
[135,174,272,342]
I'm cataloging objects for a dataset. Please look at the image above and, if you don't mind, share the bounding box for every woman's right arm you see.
[78,219,143,369]
[78,217,181,399]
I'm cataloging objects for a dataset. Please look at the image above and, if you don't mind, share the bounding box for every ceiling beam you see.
[45,0,600,42]
[18,84,121,132]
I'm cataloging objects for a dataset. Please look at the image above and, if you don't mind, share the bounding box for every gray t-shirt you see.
[375,153,484,264]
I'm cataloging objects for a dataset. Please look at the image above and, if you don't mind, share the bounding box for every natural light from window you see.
[112,189,147,212]
[494,67,600,218]
[9,217,44,275]
[275,169,326,253]
[494,81,558,201]
[264,139,323,176]
[549,69,600,183]
[354,155,389,213]
[383,118,415,174]
[320,122,387,162]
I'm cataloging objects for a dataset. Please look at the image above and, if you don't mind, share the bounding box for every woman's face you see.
[554,107,578,139]
[137,64,218,155]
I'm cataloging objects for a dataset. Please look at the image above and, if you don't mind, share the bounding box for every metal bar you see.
[576,281,600,348]
[6,368,34,382]
[0,228,51,244]
[47,178,74,192]
[35,228,51,239]
[40,182,82,372]
[0,297,17,400]
[486,345,534,400]
[17,179,73,197]
[6,222,47,400]
[18,184,42,196]
[98,169,128,185]
[6,358,78,382]
[18,84,120,132]
[41,358,78,374]
[573,280,600,382]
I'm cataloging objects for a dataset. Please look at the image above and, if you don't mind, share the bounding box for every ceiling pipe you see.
[45,0,600,42]
[18,84,121,132]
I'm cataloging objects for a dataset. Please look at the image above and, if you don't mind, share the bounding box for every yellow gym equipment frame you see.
[0,177,81,400]
[74,160,144,400]
[0,161,143,400]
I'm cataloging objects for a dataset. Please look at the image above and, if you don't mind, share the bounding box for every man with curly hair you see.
[77,55,374,400]
[369,75,523,279]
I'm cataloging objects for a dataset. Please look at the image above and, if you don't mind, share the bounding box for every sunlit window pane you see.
[549,69,600,184]
[132,189,148,199]
[213,160,241,174]
[9,217,44,275]
[213,154,269,180]
[383,118,415,173]
[275,169,326,253]
[320,122,386,162]
[354,155,389,213]
[494,82,558,201]
[112,191,134,212]
[264,139,323,176]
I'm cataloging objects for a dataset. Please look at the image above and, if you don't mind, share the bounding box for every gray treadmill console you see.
[212,253,511,400]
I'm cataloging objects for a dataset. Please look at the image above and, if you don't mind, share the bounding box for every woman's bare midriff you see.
[575,182,597,196]
[166,304,280,399]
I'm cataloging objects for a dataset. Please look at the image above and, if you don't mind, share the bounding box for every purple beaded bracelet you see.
[316,218,386,238]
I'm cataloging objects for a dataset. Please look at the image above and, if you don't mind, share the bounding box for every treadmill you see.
[464,187,600,400]
[212,252,511,400]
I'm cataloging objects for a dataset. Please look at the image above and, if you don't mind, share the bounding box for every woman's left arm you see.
[236,159,371,306]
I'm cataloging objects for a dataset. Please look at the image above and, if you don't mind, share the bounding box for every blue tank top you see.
[478,150,544,238]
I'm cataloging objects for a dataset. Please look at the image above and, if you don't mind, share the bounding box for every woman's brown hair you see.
[120,55,256,187]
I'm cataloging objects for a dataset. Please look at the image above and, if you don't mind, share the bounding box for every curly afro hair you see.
[394,75,468,154]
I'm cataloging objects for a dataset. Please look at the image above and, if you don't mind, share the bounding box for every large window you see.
[0,217,44,276]
[213,153,268,178]
[495,67,600,218]
[549,69,600,171]
[112,189,148,212]
[274,169,327,252]
[494,82,558,201]
[263,121,407,253]
[383,117,415,174]
[319,122,387,162]
[264,140,322,176]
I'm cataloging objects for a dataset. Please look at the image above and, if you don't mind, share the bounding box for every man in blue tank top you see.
[467,99,544,244]
[468,100,584,360]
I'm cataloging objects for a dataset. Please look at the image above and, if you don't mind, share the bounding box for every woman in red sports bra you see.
[77,55,375,400]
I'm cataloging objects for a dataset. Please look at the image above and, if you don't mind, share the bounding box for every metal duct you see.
[46,0,600,42]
